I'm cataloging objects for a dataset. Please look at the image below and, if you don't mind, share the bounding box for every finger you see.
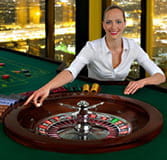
[23,94,34,105]
[37,95,47,107]
[130,87,139,94]
[127,83,141,94]
[33,95,42,107]
[33,93,48,107]
[125,81,135,88]
[125,83,140,94]
[124,82,136,94]
[128,86,138,94]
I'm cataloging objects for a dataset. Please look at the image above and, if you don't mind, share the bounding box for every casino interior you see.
[0,0,167,160]
[0,0,167,83]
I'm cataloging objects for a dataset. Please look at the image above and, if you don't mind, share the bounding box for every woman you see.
[24,5,166,107]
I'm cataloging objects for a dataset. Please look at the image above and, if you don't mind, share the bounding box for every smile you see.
[110,32,118,35]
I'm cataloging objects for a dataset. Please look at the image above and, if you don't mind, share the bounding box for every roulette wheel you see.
[2,88,163,153]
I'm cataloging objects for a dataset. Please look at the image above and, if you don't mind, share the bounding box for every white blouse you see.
[66,36,164,81]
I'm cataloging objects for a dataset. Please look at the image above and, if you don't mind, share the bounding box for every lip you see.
[110,32,118,36]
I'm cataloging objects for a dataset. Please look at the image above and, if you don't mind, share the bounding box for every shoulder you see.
[123,37,143,54]
[122,37,147,59]
[85,37,105,49]
[123,37,139,47]
[77,38,104,57]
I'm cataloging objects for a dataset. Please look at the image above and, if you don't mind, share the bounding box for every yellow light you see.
[153,18,162,25]
[126,18,134,27]
[35,11,41,16]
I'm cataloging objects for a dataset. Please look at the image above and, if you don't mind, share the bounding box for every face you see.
[103,8,126,40]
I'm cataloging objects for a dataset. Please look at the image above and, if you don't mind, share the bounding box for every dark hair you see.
[103,5,126,22]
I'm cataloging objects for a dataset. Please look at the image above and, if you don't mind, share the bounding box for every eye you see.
[105,20,112,24]
[116,20,122,24]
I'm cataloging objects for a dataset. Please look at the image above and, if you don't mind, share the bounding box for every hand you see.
[124,80,145,95]
[24,87,50,107]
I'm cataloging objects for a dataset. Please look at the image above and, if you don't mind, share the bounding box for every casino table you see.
[0,48,167,160]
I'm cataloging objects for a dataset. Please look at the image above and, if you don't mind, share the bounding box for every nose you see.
[111,21,118,29]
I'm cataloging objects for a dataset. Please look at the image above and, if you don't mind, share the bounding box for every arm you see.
[24,70,73,106]
[24,42,93,106]
[124,73,166,95]
[124,41,166,95]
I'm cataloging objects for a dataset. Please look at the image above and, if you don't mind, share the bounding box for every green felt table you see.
[0,48,167,160]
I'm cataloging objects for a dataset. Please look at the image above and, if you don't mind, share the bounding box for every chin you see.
[110,35,119,40]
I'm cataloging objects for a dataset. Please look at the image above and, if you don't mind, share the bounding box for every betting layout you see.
[0,51,58,95]
[0,59,42,90]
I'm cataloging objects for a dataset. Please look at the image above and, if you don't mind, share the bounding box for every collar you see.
[122,37,129,52]
[102,36,129,54]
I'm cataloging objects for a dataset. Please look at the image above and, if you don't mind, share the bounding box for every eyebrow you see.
[104,19,123,21]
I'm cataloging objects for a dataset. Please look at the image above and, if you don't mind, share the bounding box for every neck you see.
[105,36,123,50]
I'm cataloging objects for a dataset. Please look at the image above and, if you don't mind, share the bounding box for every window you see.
[149,0,167,87]
[0,0,46,56]
[54,0,76,64]
[0,0,77,63]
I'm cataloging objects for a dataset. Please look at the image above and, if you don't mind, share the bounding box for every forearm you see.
[41,70,73,91]
[124,73,166,95]
[24,70,74,106]
[139,73,166,86]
